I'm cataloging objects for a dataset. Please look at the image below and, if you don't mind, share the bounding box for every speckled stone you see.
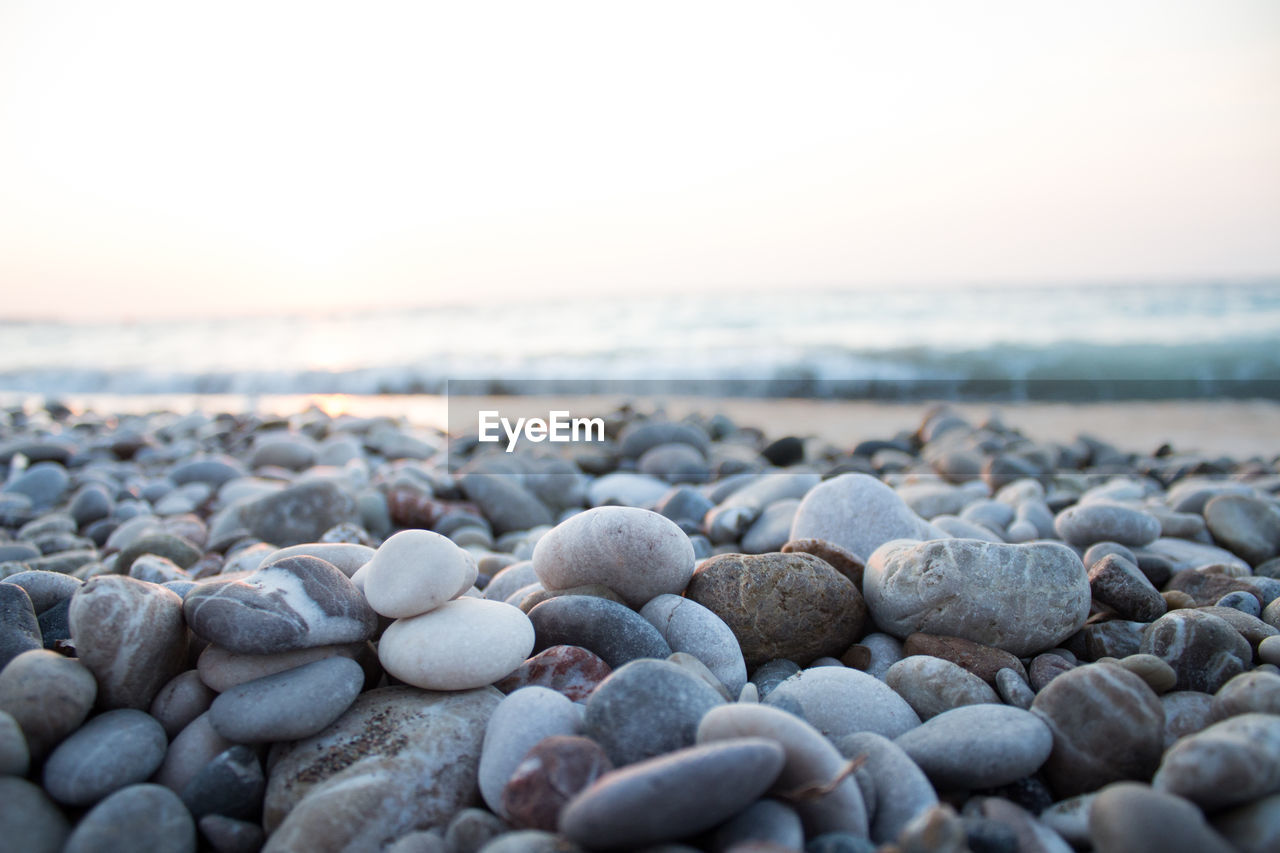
[63,783,196,853]
[209,656,365,742]
[501,735,614,831]
[1088,554,1166,622]
[43,709,168,806]
[1055,502,1161,548]
[1139,610,1253,693]
[1031,663,1165,798]
[1153,713,1280,810]
[494,645,611,702]
[684,552,865,668]
[0,649,96,759]
[762,666,920,740]
[884,655,1001,720]
[893,704,1052,790]
[864,539,1090,657]
[527,595,672,669]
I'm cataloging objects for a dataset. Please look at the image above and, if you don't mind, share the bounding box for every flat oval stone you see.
[69,575,188,710]
[150,670,217,738]
[763,666,920,740]
[1139,609,1253,693]
[885,655,1001,720]
[684,552,866,668]
[378,597,534,691]
[0,649,96,758]
[559,738,785,849]
[696,703,867,837]
[196,641,365,692]
[263,686,500,847]
[864,539,1090,657]
[63,783,196,853]
[1089,782,1235,853]
[639,593,748,697]
[583,658,726,767]
[1054,502,1161,548]
[789,472,942,562]
[893,704,1051,790]
[0,776,70,853]
[479,687,584,818]
[1204,493,1280,566]
[184,555,376,654]
[43,709,168,805]
[1210,670,1280,721]
[527,595,672,668]
[835,731,938,845]
[502,735,613,832]
[1031,663,1165,798]
[362,529,478,619]
[493,645,611,702]
[209,656,364,742]
[531,507,695,609]
[2,570,81,612]
[1153,712,1280,810]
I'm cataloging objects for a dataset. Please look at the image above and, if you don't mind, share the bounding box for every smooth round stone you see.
[477,830,582,852]
[1037,793,1095,848]
[171,456,245,488]
[238,480,359,548]
[931,514,1004,542]
[442,807,506,853]
[0,649,96,758]
[1204,493,1280,566]
[1217,589,1263,616]
[739,498,801,555]
[1139,609,1253,693]
[1260,634,1280,665]
[0,583,41,669]
[0,709,29,775]
[1088,554,1166,622]
[1054,502,1161,548]
[531,507,695,609]
[249,435,316,471]
[902,633,1024,685]
[198,815,266,853]
[69,484,114,526]
[502,735,613,831]
[863,539,1090,657]
[639,594,748,697]
[184,556,377,655]
[115,532,202,574]
[995,668,1036,710]
[586,472,671,508]
[1030,663,1165,798]
[1089,782,1235,853]
[763,666,920,740]
[150,671,217,738]
[0,777,71,853]
[3,462,69,510]
[1145,538,1251,574]
[63,783,196,853]
[479,687,584,818]
[379,597,535,690]
[1209,670,1280,721]
[69,575,188,709]
[835,731,937,845]
[685,552,865,668]
[209,656,364,742]
[263,686,500,846]
[261,543,376,578]
[362,529,477,619]
[1154,712,1280,810]
[129,554,191,585]
[714,798,804,850]
[559,738,785,849]
[638,442,711,484]
[1200,605,1278,645]
[484,561,539,602]
[527,595,672,669]
[885,655,1001,720]
[43,709,167,806]
[494,645,611,702]
[697,703,867,837]
[656,486,715,530]
[789,473,942,562]
[893,705,1051,790]
[1212,792,1280,853]
[180,744,263,821]
[1117,654,1177,694]
[849,633,904,680]
[155,712,234,795]
[197,641,364,692]
[583,659,726,767]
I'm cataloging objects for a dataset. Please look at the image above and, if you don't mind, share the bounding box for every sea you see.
[2,281,1278,413]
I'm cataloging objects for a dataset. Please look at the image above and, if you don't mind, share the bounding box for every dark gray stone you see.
[0,777,70,853]
[69,484,114,527]
[893,705,1052,791]
[1204,493,1280,566]
[63,783,196,853]
[528,595,672,669]
[239,480,358,548]
[459,473,554,536]
[0,583,41,669]
[43,709,167,806]
[1089,554,1166,622]
[3,462,69,510]
[1089,782,1234,853]
[181,745,264,821]
[2,570,81,612]
[1140,610,1253,693]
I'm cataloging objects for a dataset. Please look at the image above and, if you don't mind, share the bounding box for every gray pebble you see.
[0,583,42,669]
[894,704,1052,790]
[995,668,1035,710]
[0,709,29,775]
[0,649,96,759]
[763,666,921,740]
[198,815,266,853]
[0,776,70,853]
[835,731,938,844]
[43,708,168,806]
[208,656,364,743]
[528,595,672,669]
[63,783,196,853]
[885,655,1000,720]
[180,745,263,821]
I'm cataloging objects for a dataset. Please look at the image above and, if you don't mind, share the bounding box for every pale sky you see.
[1,0,1278,320]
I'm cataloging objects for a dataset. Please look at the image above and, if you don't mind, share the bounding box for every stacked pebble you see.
[0,401,1277,852]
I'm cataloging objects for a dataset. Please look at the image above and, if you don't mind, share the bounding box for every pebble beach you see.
[1,398,1279,853]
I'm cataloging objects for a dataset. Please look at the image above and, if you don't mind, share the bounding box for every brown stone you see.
[501,735,613,831]
[494,646,611,702]
[781,538,866,588]
[902,633,1025,685]
[1029,654,1075,692]
[684,552,866,668]
[1088,555,1166,622]
[1165,570,1261,608]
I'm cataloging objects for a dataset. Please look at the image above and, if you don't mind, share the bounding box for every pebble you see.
[863,539,1090,657]
[836,731,938,844]
[763,665,921,740]
[558,738,786,849]
[361,529,477,619]
[479,687,584,818]
[263,686,500,847]
[1116,653,1177,694]
[884,655,1001,719]
[851,632,905,680]
[1028,653,1075,692]
[0,776,70,853]
[379,597,535,690]
[1031,663,1165,797]
[1260,634,1280,665]
[1089,782,1235,853]
[1054,502,1161,547]
[586,471,671,508]
[741,498,801,554]
[1088,554,1166,621]
[63,783,196,853]
[156,712,234,794]
[0,649,96,758]
[184,555,376,654]
[0,709,29,775]
[1209,670,1280,721]
[638,442,711,484]
[789,472,943,562]
[459,472,554,536]
[150,670,217,738]
[208,655,364,742]
[780,537,866,587]
[238,479,358,547]
[1216,589,1262,615]
[583,658,726,766]
[199,814,266,853]
[1139,609,1253,693]
[639,595,748,697]
[500,734,612,831]
[0,583,42,669]
[893,704,1051,790]
[1160,690,1214,748]
[1143,537,1250,574]
[493,644,611,701]
[197,640,365,692]
[531,506,695,608]
[1037,793,1094,848]
[685,551,865,668]
[3,462,69,510]
[527,595,672,668]
[115,532,203,574]
[1203,493,1280,565]
[180,744,264,821]
[995,668,1036,710]
[697,703,868,837]
[43,709,168,805]
[715,798,805,850]
[1153,712,1280,810]
[619,420,711,459]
